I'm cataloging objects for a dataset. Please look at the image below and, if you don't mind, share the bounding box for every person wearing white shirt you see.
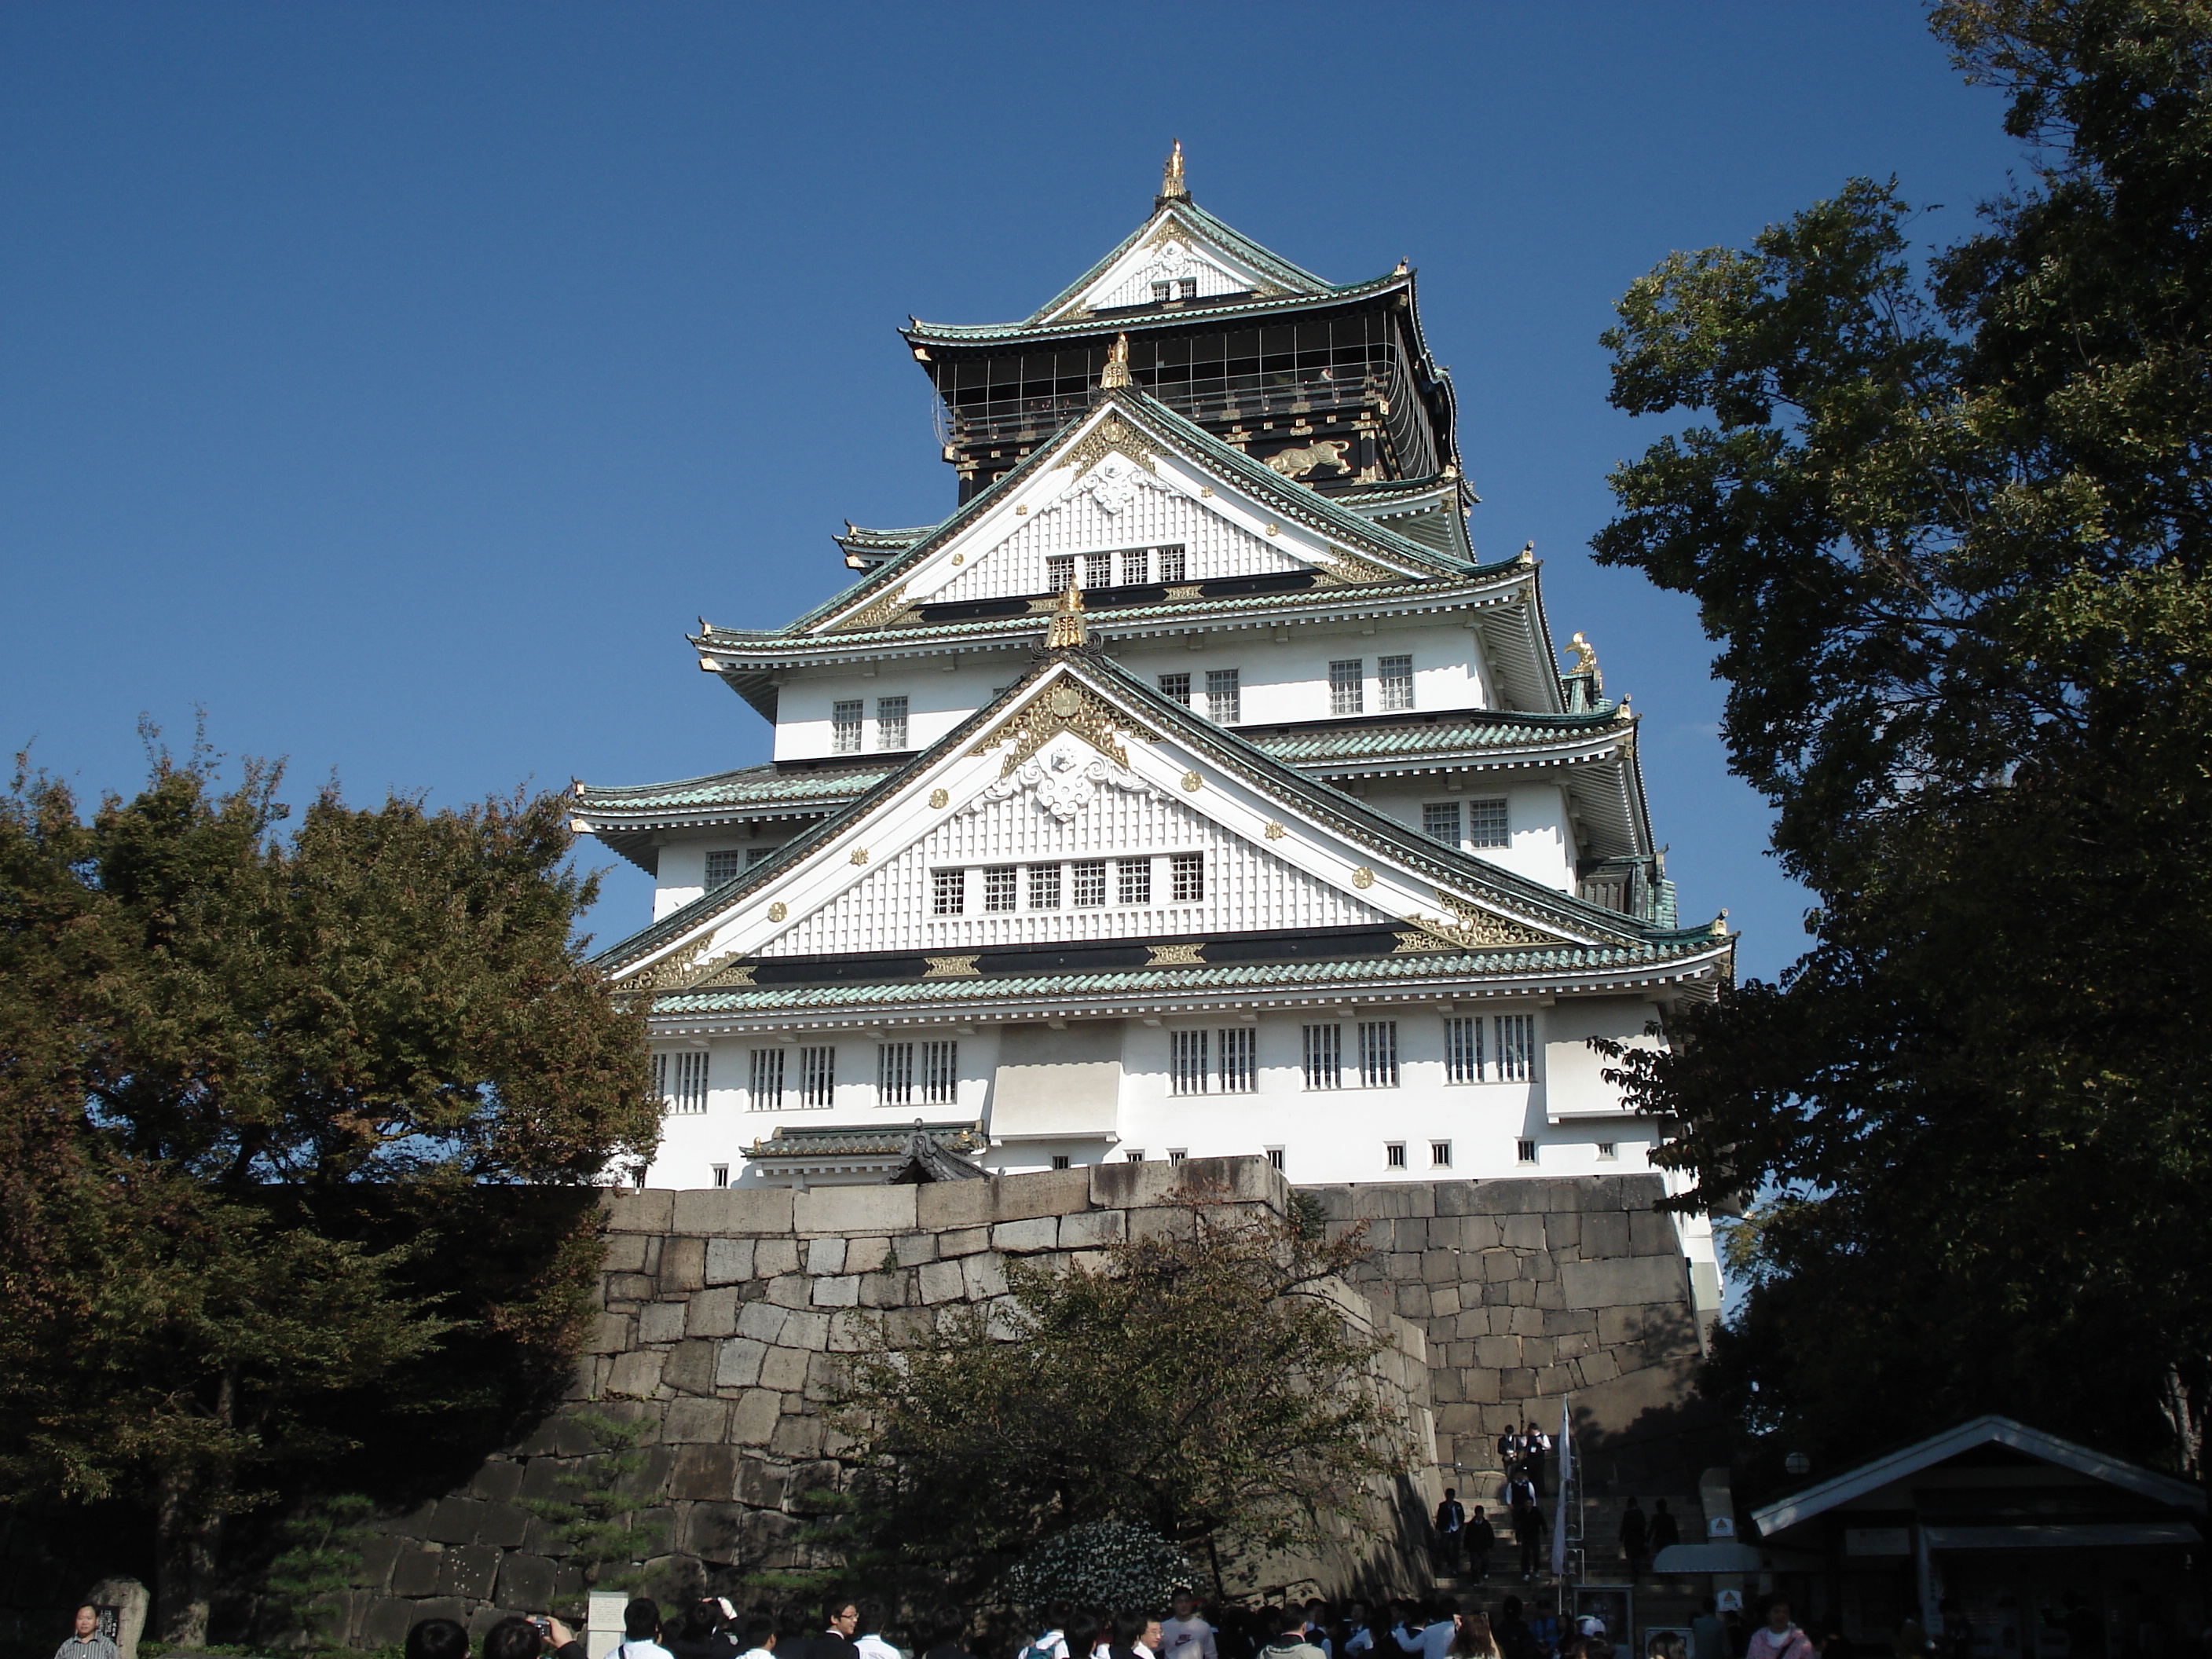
[1414,1604,1459,1659]
[1161,1595,1218,1659]
[613,1601,677,1659]
[733,1613,779,1659]
[855,1605,902,1659]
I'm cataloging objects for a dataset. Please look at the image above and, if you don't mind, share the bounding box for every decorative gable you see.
[1043,209,1306,322]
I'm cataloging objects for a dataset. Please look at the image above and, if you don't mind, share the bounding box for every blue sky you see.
[0,3,2021,979]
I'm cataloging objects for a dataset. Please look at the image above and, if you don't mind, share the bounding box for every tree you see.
[0,735,661,1643]
[1591,0,2212,1491]
[828,1202,1408,1602]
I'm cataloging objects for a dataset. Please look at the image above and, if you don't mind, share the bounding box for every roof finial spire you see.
[1158,139,1189,205]
[1046,574,1089,649]
[1099,332,1131,389]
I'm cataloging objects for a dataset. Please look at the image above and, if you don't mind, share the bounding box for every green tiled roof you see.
[909,272,1409,346]
[1251,709,1628,766]
[574,764,891,817]
[746,1121,986,1159]
[650,936,1729,1018]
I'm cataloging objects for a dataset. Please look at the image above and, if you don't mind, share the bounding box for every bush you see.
[1003,1521,1201,1612]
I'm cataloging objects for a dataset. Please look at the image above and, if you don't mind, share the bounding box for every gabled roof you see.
[835,523,934,572]
[593,638,1717,987]
[1751,1415,2207,1539]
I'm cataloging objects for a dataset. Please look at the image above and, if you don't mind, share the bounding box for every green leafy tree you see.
[519,1409,668,1610]
[1590,0,2212,1494]
[0,736,661,1644]
[829,1201,1404,1602]
[262,1492,377,1644]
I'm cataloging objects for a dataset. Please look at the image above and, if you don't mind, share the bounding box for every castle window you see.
[878,1042,914,1105]
[1469,798,1510,848]
[746,846,778,869]
[1302,1024,1343,1090]
[1072,860,1108,906]
[1118,857,1152,906]
[1597,1141,1619,1161]
[1083,551,1111,588]
[1206,668,1240,723]
[1126,1151,1145,1163]
[833,699,863,754]
[1052,1153,1072,1170]
[1267,1147,1286,1171]
[1152,280,1171,303]
[1159,672,1192,706]
[1329,659,1364,716]
[1518,1138,1538,1164]
[1445,1016,1485,1084]
[1157,545,1187,584]
[1170,851,1205,903]
[1122,548,1150,585]
[932,867,966,916]
[657,1049,709,1115]
[983,866,1017,912]
[876,695,908,750]
[1029,863,1062,909]
[1379,654,1415,712]
[798,1046,836,1108]
[1386,1142,1407,1168]
[1218,1026,1257,1093]
[1167,1148,1188,1164]
[1430,1140,1453,1168]
[749,1048,785,1111]
[1358,1020,1401,1089]
[1046,553,1075,593]
[710,1163,728,1188]
[1177,277,1198,301]
[1495,1013,1537,1082]
[1170,1029,1210,1096]
[705,849,745,886]
[1423,802,1461,846]
[921,1040,959,1104]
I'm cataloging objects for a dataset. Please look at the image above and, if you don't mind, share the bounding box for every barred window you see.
[1206,668,1240,723]
[749,1047,785,1111]
[1468,798,1510,848]
[876,695,908,750]
[1423,802,1461,846]
[657,1049,709,1114]
[798,1046,836,1108]
[1518,1137,1538,1164]
[1177,277,1197,300]
[1302,1024,1343,1090]
[1597,1141,1619,1161]
[1118,857,1152,906]
[1082,550,1111,588]
[1386,1141,1408,1168]
[1158,672,1192,706]
[1358,1020,1400,1089]
[1167,1148,1188,1164]
[1157,544,1186,584]
[1046,553,1075,593]
[705,849,745,885]
[983,866,1017,912]
[1267,1148,1285,1170]
[1126,1150,1145,1163]
[878,1042,914,1105]
[832,699,863,755]
[1378,654,1415,712]
[1170,851,1204,903]
[1496,1013,1537,1082]
[1072,860,1108,906]
[1029,863,1062,909]
[1219,1026,1257,1093]
[1445,1016,1485,1085]
[1431,1140,1453,1168]
[1170,1029,1210,1096]
[710,1163,728,1188]
[921,1040,958,1104]
[1121,547,1150,585]
[932,867,966,916]
[1152,280,1171,303]
[1329,659,1364,716]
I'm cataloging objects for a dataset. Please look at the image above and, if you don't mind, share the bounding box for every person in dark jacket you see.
[1434,1488,1468,1575]
[813,1600,862,1659]
[1466,1504,1497,1580]
[1620,1500,1650,1579]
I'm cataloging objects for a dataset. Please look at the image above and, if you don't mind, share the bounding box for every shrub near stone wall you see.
[342,1159,1438,1645]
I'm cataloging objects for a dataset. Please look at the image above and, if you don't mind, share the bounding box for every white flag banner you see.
[1550,1396,1573,1578]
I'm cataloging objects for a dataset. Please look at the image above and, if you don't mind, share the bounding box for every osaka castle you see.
[573,145,1734,1222]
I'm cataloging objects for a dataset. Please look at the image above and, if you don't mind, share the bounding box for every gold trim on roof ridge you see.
[1057,412,1158,480]
[967,675,1162,777]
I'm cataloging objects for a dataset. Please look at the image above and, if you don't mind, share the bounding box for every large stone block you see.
[673,1185,793,1236]
[1544,1212,1583,1253]
[687,1286,739,1339]
[811,1275,861,1308]
[661,1338,717,1396]
[1346,1183,1437,1220]
[754,1237,801,1276]
[917,1258,967,1304]
[938,1225,990,1258]
[1474,1335,1522,1369]
[1502,1214,1546,1251]
[390,1548,444,1598]
[793,1185,917,1236]
[495,1552,555,1614]
[361,1595,430,1648]
[601,1189,673,1234]
[770,1415,826,1459]
[806,1237,848,1276]
[915,1179,994,1230]
[715,1338,767,1390]
[426,1497,485,1545]
[1628,1210,1680,1255]
[760,1343,812,1392]
[605,1348,665,1396]
[662,1397,731,1444]
[436,1544,500,1600]
[1560,1254,1686,1311]
[603,1235,650,1273]
[683,1502,749,1566]
[1430,1285,1461,1318]
[729,1389,782,1445]
[736,1301,789,1345]
[766,1273,813,1309]
[892,1232,939,1267]
[705,1236,755,1285]
[1059,1207,1125,1248]
[1129,1206,1197,1243]
[471,1460,526,1504]
[961,1253,1008,1299]
[660,1236,707,1292]
[638,1300,688,1345]
[845,1236,895,1274]
[478,1502,530,1548]
[859,1269,909,1308]
[991,1217,1059,1254]
[1580,1210,1632,1259]
[668,1443,742,1502]
[994,1165,1094,1221]
[779,1307,831,1350]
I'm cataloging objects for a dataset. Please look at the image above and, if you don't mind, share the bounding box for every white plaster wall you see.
[651,835,790,922]
[1354,781,1577,893]
[772,656,1028,763]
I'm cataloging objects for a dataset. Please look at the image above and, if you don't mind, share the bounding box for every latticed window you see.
[1423,802,1460,846]
[983,866,1017,912]
[1378,654,1415,712]
[1029,863,1062,909]
[878,1042,914,1105]
[832,700,863,754]
[1495,1013,1536,1082]
[1469,798,1510,848]
[1302,1024,1343,1090]
[1072,860,1108,906]
[1158,672,1192,706]
[1158,545,1187,584]
[656,1049,709,1114]
[876,695,908,750]
[749,1048,785,1111]
[1046,554,1075,593]
[705,849,745,885]
[1358,1020,1400,1089]
[1206,668,1240,723]
[1445,1016,1485,1084]
[1082,551,1111,588]
[1118,858,1152,905]
[932,867,965,915]
[921,1041,959,1104]
[798,1046,836,1108]
[1121,548,1149,585]
[1329,659,1364,716]
[1219,1026,1257,1093]
[746,846,778,869]
[1170,851,1204,903]
[1170,1029,1210,1096]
